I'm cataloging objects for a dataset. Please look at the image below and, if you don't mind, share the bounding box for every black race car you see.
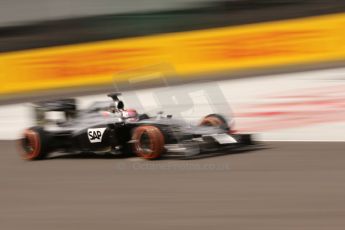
[19,93,252,160]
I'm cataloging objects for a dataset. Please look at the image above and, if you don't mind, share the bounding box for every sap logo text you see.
[87,128,106,143]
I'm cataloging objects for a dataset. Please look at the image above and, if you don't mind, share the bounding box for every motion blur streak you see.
[1,67,345,141]
[1,1,345,230]
[1,12,345,95]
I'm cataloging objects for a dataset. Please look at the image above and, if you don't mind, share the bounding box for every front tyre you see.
[131,125,165,160]
[199,114,230,132]
[19,127,50,160]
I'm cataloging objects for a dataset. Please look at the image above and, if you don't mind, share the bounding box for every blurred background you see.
[1,0,345,140]
[1,1,345,230]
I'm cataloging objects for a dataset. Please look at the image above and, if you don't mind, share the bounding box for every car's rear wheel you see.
[19,127,50,160]
[199,114,230,131]
[131,125,165,160]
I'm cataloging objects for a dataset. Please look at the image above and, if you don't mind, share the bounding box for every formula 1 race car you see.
[19,93,253,160]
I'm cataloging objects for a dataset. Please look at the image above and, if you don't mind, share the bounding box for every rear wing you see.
[32,98,77,125]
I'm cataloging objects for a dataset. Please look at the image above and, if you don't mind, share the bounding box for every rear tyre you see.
[131,125,165,160]
[199,114,230,132]
[19,127,50,160]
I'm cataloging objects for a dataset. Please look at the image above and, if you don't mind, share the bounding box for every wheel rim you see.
[22,136,34,153]
[21,130,40,160]
[138,131,153,155]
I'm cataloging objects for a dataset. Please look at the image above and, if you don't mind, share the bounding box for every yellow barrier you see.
[1,12,345,95]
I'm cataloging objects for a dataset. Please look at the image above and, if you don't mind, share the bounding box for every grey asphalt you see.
[1,140,344,230]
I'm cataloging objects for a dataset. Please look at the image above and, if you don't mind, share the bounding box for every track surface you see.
[1,141,345,230]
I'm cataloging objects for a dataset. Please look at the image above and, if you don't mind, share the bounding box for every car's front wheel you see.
[131,125,165,160]
[199,114,230,132]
